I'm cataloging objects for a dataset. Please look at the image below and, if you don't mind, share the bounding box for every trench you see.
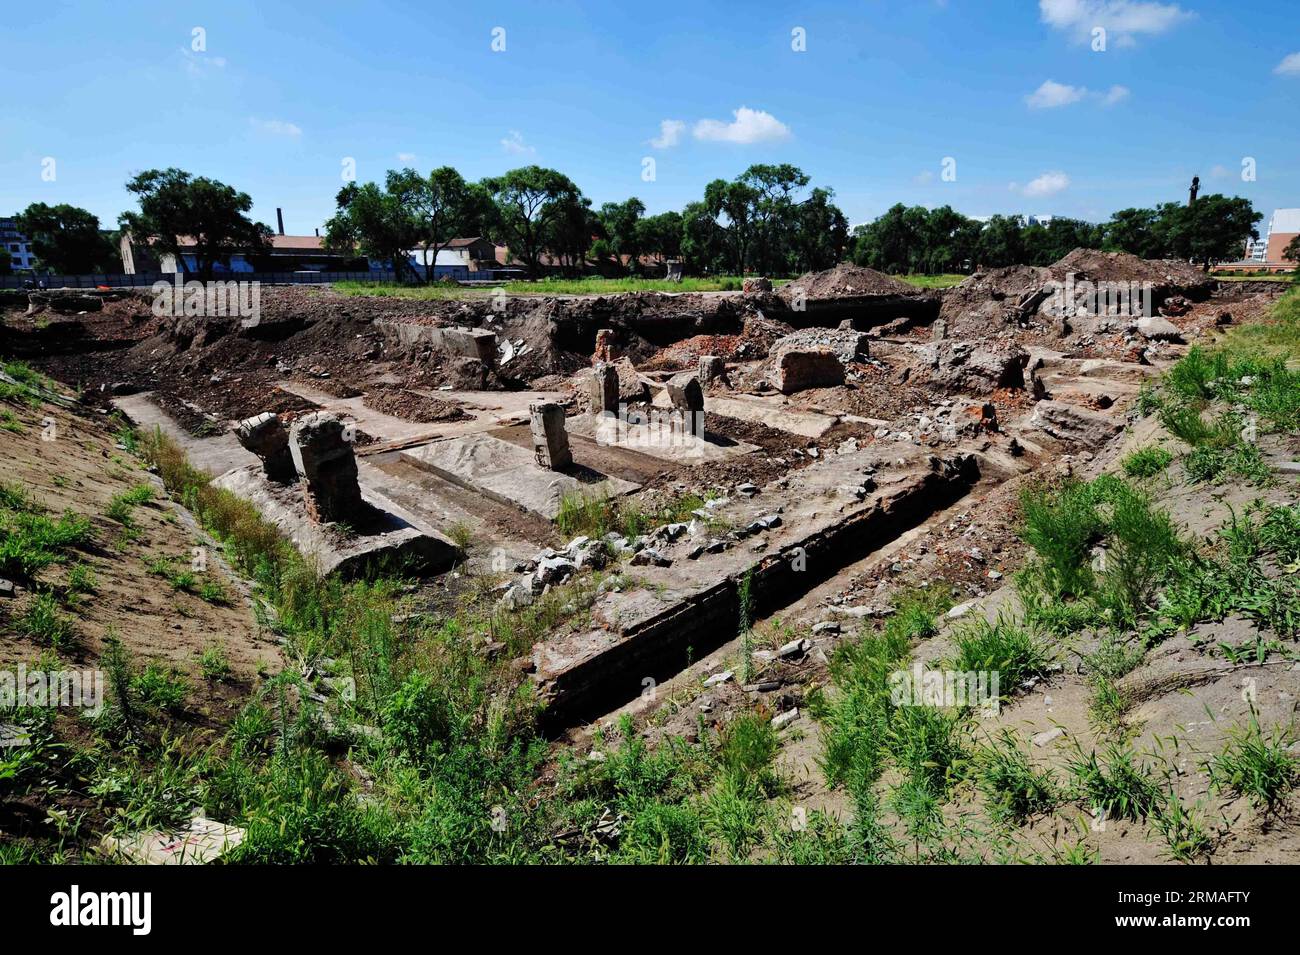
[537,455,982,732]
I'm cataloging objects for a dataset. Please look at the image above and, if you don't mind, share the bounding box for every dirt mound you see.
[1047,248,1213,296]
[779,263,919,301]
[362,387,471,423]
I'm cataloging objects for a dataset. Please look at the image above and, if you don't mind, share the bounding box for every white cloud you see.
[500,131,536,156]
[1274,52,1300,75]
[1026,80,1088,108]
[1026,80,1131,108]
[181,48,227,77]
[1209,164,1230,178]
[396,152,417,163]
[650,119,686,149]
[1039,0,1192,46]
[1016,171,1071,197]
[249,118,302,137]
[693,107,791,145]
[1100,84,1130,105]
[913,170,936,185]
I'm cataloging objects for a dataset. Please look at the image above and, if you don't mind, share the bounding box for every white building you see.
[0,217,35,270]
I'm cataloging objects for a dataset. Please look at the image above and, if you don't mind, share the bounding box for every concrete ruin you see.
[771,346,845,394]
[588,361,620,415]
[289,412,366,524]
[529,401,573,470]
[374,321,498,365]
[664,372,704,415]
[234,412,296,483]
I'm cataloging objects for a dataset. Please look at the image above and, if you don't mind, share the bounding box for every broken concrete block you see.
[0,579,13,598]
[630,547,672,567]
[529,402,572,470]
[771,708,800,730]
[698,355,727,385]
[589,361,620,415]
[703,670,733,687]
[771,347,844,394]
[289,412,365,524]
[665,372,704,415]
[1027,400,1124,447]
[235,412,296,483]
[742,276,773,295]
[1137,315,1183,342]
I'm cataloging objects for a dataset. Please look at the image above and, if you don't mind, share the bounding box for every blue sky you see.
[3,0,1297,235]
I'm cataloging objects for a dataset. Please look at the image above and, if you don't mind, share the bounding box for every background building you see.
[0,217,34,271]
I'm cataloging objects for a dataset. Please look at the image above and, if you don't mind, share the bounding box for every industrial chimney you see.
[1188,176,1200,207]
[276,208,285,235]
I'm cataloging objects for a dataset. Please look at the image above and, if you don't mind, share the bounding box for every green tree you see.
[793,187,848,273]
[635,211,683,267]
[1105,207,1163,259]
[15,203,118,274]
[388,166,487,283]
[1162,195,1262,269]
[704,177,761,275]
[481,166,582,279]
[975,215,1025,269]
[324,181,417,279]
[593,198,646,274]
[680,200,726,274]
[119,168,270,280]
[1283,235,1300,266]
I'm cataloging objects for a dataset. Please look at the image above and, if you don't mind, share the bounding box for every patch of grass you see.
[895,273,967,289]
[105,484,154,525]
[0,410,22,433]
[717,711,779,794]
[19,593,74,649]
[446,520,474,551]
[1206,712,1299,816]
[975,730,1059,823]
[1120,445,1173,479]
[198,643,233,682]
[130,664,189,714]
[1150,794,1214,862]
[1068,745,1165,822]
[949,617,1052,697]
[0,494,91,581]
[1019,480,1103,599]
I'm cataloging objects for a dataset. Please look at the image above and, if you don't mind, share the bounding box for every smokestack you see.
[1188,176,1200,207]
[315,228,320,237]
[276,208,285,235]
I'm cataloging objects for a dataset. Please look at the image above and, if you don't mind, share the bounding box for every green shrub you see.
[1121,446,1173,478]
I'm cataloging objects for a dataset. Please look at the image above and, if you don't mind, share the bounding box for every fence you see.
[0,270,401,290]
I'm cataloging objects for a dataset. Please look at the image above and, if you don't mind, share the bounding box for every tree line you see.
[852,196,1263,274]
[321,162,850,280]
[1,165,1268,280]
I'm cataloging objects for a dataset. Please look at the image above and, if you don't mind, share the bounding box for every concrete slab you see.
[566,412,759,463]
[112,393,257,477]
[705,393,841,439]
[401,432,638,520]
[532,447,981,727]
[276,381,567,445]
[101,817,245,865]
[214,464,460,578]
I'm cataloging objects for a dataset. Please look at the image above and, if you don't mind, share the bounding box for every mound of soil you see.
[362,387,471,423]
[1047,248,1214,296]
[779,263,920,301]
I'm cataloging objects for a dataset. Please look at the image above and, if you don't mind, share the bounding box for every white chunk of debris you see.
[771,708,801,730]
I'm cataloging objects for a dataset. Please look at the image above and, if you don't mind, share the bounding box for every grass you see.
[0,483,92,581]
[975,730,1059,823]
[555,489,705,541]
[1206,711,1299,816]
[1120,445,1173,479]
[894,273,967,289]
[18,592,74,649]
[198,643,233,682]
[105,484,154,525]
[949,616,1052,698]
[1068,745,1165,823]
